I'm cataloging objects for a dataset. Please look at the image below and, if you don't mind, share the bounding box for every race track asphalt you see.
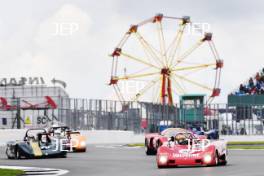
[0,145,263,176]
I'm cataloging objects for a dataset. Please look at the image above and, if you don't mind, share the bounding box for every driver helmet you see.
[175,133,187,145]
[28,134,35,141]
[52,124,59,128]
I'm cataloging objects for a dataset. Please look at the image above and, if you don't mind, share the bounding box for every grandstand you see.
[229,67,264,105]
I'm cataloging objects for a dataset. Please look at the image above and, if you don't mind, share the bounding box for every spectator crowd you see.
[233,68,264,95]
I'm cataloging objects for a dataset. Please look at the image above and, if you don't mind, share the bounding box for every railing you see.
[0,98,263,135]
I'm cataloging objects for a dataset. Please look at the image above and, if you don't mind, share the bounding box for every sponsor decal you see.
[52,138,84,152]
[173,152,199,158]
[172,139,211,158]
[184,139,211,152]
[0,77,45,86]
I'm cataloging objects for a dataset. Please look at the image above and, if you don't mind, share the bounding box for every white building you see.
[0,77,70,129]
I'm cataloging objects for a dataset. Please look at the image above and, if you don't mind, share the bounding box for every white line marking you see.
[0,166,69,176]
[229,149,264,151]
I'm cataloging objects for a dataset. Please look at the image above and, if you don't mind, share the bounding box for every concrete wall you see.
[0,129,144,146]
[79,130,144,144]
[0,129,263,146]
[220,135,264,142]
[0,129,27,146]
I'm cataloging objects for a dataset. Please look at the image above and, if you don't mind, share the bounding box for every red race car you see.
[145,128,190,155]
[156,132,228,168]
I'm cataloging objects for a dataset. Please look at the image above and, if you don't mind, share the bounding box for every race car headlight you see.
[80,141,86,147]
[203,154,212,163]
[159,155,168,164]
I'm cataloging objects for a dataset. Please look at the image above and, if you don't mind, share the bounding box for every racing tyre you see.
[6,147,14,159]
[156,140,162,149]
[157,165,165,169]
[219,154,227,166]
[221,160,227,166]
[157,165,174,169]
[214,151,220,166]
[145,139,156,155]
[77,148,86,153]
[15,146,21,159]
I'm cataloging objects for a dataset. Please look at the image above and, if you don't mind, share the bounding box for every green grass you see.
[0,169,24,176]
[227,141,264,145]
[227,145,264,150]
[127,143,145,147]
[126,141,264,150]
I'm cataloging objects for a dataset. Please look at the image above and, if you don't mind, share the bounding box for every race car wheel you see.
[77,148,86,153]
[82,148,87,152]
[6,147,14,159]
[15,146,21,159]
[214,151,220,166]
[219,154,227,166]
[156,140,162,149]
[221,160,227,166]
[145,139,156,155]
[157,165,166,169]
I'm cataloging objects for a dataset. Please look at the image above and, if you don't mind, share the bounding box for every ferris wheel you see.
[109,14,223,105]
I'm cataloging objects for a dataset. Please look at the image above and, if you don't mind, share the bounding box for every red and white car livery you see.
[145,128,190,155]
[156,132,227,168]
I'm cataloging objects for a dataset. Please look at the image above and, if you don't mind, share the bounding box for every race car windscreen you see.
[161,128,190,138]
[26,129,46,140]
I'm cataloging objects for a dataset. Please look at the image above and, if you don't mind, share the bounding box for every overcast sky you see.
[0,0,264,104]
